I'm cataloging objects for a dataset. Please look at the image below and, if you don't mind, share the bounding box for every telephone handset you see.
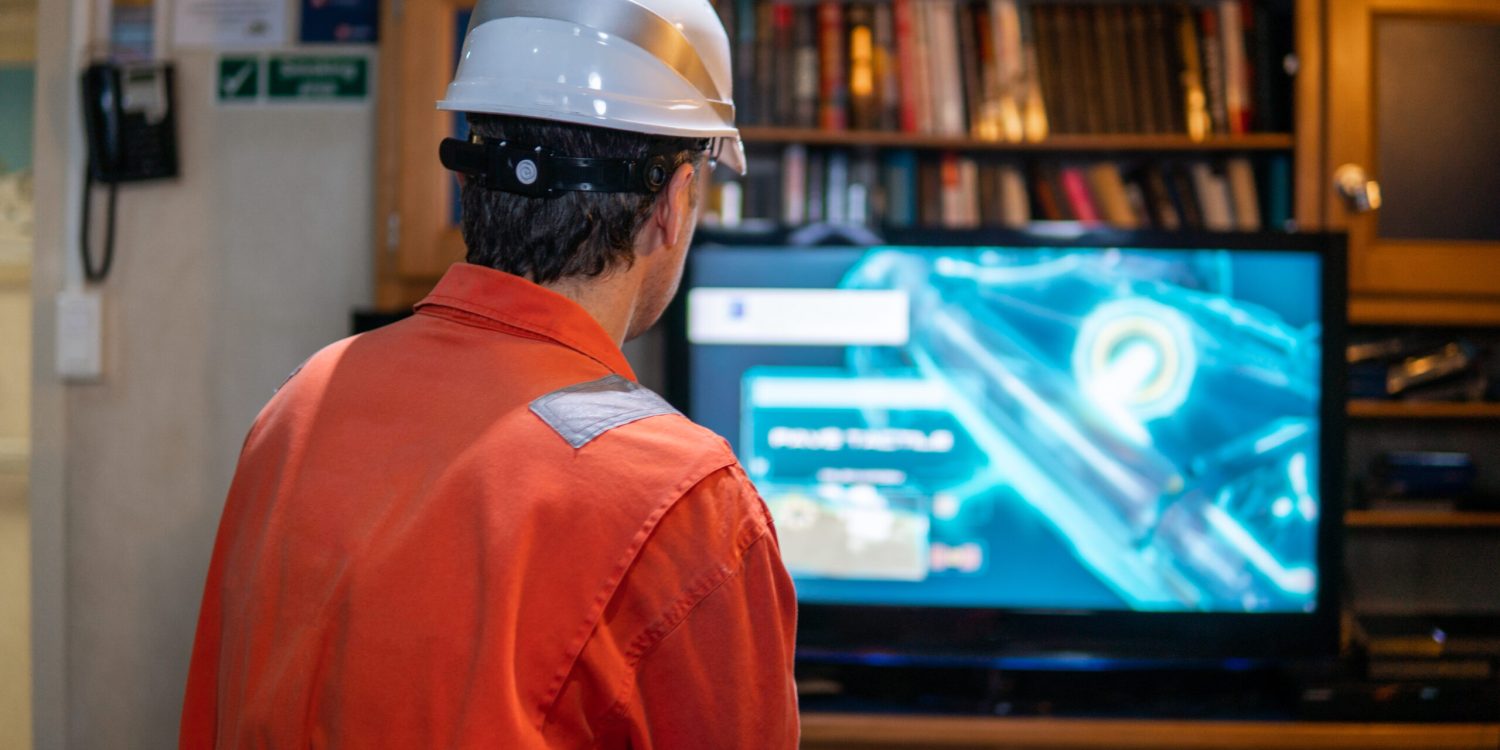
[79,62,179,282]
[81,62,179,183]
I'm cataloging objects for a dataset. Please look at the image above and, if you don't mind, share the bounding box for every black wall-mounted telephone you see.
[81,62,179,183]
[79,62,179,283]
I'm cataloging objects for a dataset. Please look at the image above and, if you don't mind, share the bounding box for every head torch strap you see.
[440,137,687,198]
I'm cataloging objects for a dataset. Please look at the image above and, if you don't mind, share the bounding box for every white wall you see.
[31,3,377,744]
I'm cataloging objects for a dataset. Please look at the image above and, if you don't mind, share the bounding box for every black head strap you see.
[439,136,694,198]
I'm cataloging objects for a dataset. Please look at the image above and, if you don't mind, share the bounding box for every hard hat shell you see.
[439,0,746,175]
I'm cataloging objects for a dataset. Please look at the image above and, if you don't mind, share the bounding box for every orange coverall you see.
[180,263,800,748]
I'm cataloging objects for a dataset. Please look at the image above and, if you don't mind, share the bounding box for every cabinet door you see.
[1327,0,1500,324]
[376,0,474,308]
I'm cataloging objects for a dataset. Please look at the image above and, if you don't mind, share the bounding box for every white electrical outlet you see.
[57,289,103,381]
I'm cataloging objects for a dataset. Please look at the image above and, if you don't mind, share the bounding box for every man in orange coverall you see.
[179,1,798,746]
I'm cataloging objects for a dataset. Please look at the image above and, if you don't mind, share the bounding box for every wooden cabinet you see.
[1324,0,1500,325]
[374,0,473,308]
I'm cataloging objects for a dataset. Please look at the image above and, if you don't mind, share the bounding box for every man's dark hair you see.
[460,114,708,285]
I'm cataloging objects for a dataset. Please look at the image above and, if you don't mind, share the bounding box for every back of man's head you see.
[459,115,708,285]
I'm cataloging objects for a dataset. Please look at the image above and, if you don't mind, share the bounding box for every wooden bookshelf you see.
[1347,401,1500,420]
[1346,510,1500,529]
[740,127,1296,153]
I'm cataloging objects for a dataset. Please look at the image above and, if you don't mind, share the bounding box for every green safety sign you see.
[217,56,261,102]
[267,55,369,101]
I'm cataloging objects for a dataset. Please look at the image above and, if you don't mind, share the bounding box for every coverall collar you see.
[415,262,638,380]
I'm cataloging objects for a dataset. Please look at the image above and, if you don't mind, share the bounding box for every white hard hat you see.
[438,0,746,176]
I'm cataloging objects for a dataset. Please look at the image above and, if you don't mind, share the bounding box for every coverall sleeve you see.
[617,469,800,749]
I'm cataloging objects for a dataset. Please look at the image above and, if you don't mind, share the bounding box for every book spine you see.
[1031,164,1064,221]
[851,153,879,226]
[793,7,821,128]
[1265,153,1291,230]
[979,162,1002,225]
[1147,5,1182,134]
[1074,5,1106,133]
[892,0,921,133]
[827,149,851,224]
[1220,0,1249,136]
[1191,160,1234,230]
[1103,6,1136,133]
[819,2,848,130]
[911,0,935,133]
[932,2,967,136]
[1028,4,1066,135]
[1016,0,1049,141]
[1089,5,1122,133]
[1177,6,1211,140]
[1226,156,1262,230]
[1060,166,1103,224]
[734,0,756,124]
[918,156,943,225]
[806,149,827,223]
[848,4,879,130]
[873,3,901,131]
[754,2,776,125]
[999,163,1030,228]
[1167,162,1205,228]
[960,156,982,227]
[1123,180,1152,229]
[1199,6,1229,136]
[958,1,984,137]
[1142,165,1183,230]
[1127,5,1159,134]
[782,144,809,225]
[773,3,796,125]
[883,149,919,227]
[717,180,744,227]
[1087,162,1140,229]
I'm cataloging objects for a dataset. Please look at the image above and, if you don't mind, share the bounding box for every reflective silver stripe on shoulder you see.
[530,375,682,449]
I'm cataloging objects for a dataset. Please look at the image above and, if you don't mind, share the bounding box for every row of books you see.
[711,146,1292,231]
[717,0,1291,139]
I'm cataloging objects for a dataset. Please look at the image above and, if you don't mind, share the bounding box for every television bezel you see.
[666,227,1349,664]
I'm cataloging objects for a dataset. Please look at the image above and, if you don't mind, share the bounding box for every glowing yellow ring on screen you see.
[1088,317,1181,405]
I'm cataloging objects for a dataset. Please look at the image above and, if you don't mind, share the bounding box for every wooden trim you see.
[1347,510,1500,529]
[389,0,470,281]
[1294,0,1325,230]
[374,0,403,309]
[1350,241,1500,297]
[1348,401,1500,419]
[1349,294,1500,326]
[800,714,1500,749]
[741,127,1294,152]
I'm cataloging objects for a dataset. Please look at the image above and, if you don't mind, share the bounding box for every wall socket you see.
[57,289,103,381]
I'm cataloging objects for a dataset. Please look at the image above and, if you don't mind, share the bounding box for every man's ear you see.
[653,162,698,250]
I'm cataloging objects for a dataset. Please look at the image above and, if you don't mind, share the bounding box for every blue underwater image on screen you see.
[687,246,1324,614]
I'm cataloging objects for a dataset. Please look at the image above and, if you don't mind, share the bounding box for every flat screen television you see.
[671,229,1347,665]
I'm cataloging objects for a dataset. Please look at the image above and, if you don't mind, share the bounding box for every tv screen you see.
[678,232,1346,659]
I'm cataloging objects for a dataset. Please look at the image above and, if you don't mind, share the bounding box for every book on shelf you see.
[722,1,1291,140]
[712,145,1277,233]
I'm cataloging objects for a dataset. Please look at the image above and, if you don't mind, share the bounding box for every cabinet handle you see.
[1334,163,1383,214]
